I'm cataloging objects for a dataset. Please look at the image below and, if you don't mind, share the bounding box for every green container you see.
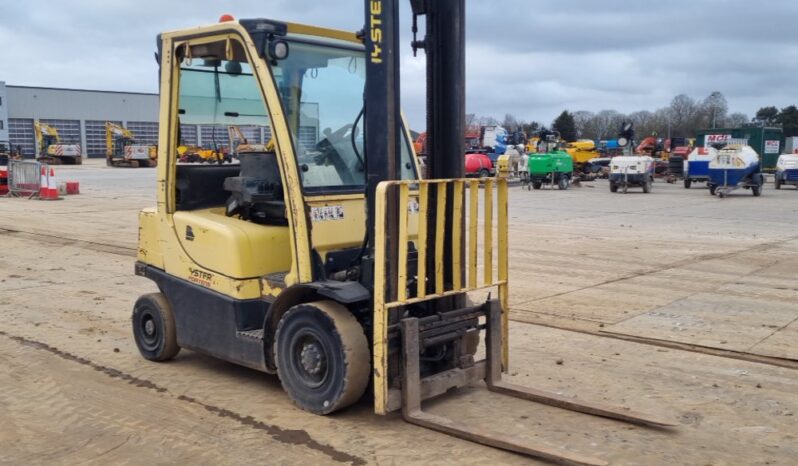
[528,151,574,175]
[696,126,784,171]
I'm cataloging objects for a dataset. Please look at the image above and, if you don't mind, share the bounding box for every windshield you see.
[271,39,416,193]
[178,52,272,164]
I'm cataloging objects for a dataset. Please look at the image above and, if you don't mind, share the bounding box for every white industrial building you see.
[0,83,159,158]
[0,82,297,159]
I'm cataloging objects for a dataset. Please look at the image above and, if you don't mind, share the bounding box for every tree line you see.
[469,91,798,143]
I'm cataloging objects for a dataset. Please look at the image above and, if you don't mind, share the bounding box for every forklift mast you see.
[363,0,466,295]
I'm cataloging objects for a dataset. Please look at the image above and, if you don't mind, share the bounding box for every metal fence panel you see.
[7,159,42,197]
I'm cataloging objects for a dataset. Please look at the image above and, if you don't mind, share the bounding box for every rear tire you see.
[132,293,180,361]
[684,178,692,189]
[609,181,618,193]
[532,182,542,190]
[275,301,370,415]
[478,169,490,179]
[557,175,570,190]
[775,176,781,189]
[709,184,717,196]
[642,179,652,193]
[752,184,762,197]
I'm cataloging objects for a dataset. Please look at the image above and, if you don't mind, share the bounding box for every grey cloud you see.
[1,1,796,131]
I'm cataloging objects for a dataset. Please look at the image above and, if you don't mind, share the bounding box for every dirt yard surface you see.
[1,159,796,465]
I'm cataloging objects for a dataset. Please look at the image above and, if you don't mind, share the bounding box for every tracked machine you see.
[132,4,675,464]
[34,121,82,165]
[105,122,157,167]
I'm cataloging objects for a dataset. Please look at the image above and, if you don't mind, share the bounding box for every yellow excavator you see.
[131,5,675,465]
[34,121,82,165]
[105,122,157,167]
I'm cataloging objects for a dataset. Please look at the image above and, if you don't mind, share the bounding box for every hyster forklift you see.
[132,3,675,464]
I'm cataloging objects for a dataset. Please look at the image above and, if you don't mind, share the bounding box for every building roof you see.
[6,84,157,97]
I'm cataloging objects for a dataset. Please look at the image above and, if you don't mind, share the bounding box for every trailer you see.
[683,147,717,188]
[775,153,798,189]
[708,141,763,198]
[609,155,654,193]
[525,150,573,190]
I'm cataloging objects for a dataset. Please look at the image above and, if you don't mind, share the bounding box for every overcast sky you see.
[2,0,797,130]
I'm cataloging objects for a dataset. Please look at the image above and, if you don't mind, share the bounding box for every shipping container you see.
[695,126,783,171]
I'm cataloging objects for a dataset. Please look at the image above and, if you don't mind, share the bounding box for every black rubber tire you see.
[132,293,180,362]
[478,169,490,179]
[609,181,618,193]
[775,176,781,189]
[275,301,370,415]
[642,179,652,193]
[557,176,570,190]
[684,178,692,189]
[532,182,542,190]
[709,184,717,196]
[752,185,762,197]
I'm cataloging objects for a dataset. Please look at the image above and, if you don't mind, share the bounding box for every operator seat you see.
[223,151,286,225]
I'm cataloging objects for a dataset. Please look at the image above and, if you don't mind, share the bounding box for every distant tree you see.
[726,112,750,128]
[572,110,595,139]
[477,115,499,126]
[502,113,519,131]
[668,94,699,136]
[701,91,728,129]
[629,110,657,138]
[521,121,540,136]
[552,110,578,142]
[465,113,477,130]
[753,106,779,125]
[777,106,798,137]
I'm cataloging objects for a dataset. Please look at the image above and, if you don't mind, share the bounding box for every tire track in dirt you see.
[513,233,798,307]
[0,228,136,257]
[0,330,366,466]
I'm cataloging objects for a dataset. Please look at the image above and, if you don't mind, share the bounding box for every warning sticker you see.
[311,205,345,222]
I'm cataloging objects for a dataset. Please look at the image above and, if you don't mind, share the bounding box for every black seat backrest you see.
[175,164,241,211]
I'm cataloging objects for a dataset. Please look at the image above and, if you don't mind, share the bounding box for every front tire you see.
[132,293,180,361]
[478,169,490,179]
[709,184,717,196]
[684,178,692,189]
[642,179,652,193]
[532,181,542,190]
[275,301,370,415]
[775,176,781,189]
[610,181,618,193]
[557,175,570,190]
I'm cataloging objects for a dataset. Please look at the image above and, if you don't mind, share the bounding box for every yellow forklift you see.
[132,4,674,464]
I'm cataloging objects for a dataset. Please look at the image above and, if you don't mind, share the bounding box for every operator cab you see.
[164,20,419,284]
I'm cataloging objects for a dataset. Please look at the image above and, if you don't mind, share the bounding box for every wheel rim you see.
[290,330,329,388]
[138,310,160,351]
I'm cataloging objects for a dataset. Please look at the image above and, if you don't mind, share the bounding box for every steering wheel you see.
[314,124,363,182]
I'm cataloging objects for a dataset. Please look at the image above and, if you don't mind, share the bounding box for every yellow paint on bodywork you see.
[172,208,291,279]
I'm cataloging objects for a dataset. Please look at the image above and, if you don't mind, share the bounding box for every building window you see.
[0,96,3,106]
[0,121,4,130]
